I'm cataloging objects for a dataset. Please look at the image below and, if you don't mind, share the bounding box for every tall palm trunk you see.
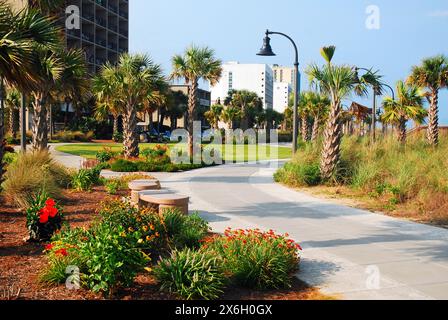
[320,99,343,180]
[9,108,17,138]
[187,79,198,158]
[0,79,5,183]
[112,114,119,136]
[32,93,48,151]
[398,118,407,144]
[301,116,310,141]
[123,104,139,158]
[311,115,320,142]
[427,90,439,146]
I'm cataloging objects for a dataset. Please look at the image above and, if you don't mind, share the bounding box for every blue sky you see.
[130,0,448,124]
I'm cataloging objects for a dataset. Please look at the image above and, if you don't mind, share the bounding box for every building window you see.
[228,72,233,90]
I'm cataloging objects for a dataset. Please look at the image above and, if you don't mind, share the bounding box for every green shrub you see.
[112,131,123,142]
[110,159,139,172]
[104,179,122,195]
[2,151,71,208]
[154,248,226,300]
[71,167,101,191]
[79,222,151,294]
[207,228,301,290]
[96,147,117,163]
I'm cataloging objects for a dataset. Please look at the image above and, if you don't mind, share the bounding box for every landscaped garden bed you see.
[0,151,329,301]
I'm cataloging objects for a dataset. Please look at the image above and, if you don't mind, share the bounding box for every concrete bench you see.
[139,191,190,215]
[128,179,161,205]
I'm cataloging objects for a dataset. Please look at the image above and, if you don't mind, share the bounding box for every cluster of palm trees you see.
[205,89,283,131]
[297,46,447,181]
[0,1,88,180]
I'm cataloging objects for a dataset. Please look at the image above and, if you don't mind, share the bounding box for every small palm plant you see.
[408,55,448,146]
[170,46,222,157]
[204,104,224,130]
[381,81,427,144]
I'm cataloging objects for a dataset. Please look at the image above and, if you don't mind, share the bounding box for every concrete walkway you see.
[152,161,448,300]
[13,144,84,169]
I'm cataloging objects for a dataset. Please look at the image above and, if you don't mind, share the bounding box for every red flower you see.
[45,198,56,207]
[41,205,58,218]
[39,209,49,224]
[55,248,68,257]
[45,243,54,251]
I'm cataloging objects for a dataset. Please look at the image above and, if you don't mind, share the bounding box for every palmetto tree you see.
[204,104,223,130]
[307,46,358,180]
[408,55,448,146]
[27,0,65,14]
[221,105,241,129]
[29,46,64,151]
[95,54,166,158]
[5,87,21,138]
[381,81,427,144]
[308,93,330,142]
[170,46,222,157]
[93,63,124,138]
[227,90,261,130]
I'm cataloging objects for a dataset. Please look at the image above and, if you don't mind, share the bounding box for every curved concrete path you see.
[152,161,448,300]
[13,144,84,169]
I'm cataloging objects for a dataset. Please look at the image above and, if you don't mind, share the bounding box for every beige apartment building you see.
[272,64,299,90]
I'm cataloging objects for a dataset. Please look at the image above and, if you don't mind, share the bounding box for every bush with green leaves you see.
[206,228,301,290]
[110,159,139,172]
[96,148,117,163]
[154,248,226,300]
[79,222,151,294]
[71,167,101,191]
[104,179,122,195]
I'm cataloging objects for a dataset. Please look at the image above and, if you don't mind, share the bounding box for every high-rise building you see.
[272,64,300,91]
[210,62,274,110]
[7,0,129,74]
[273,82,291,113]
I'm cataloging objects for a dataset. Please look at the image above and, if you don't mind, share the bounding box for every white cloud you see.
[428,10,448,17]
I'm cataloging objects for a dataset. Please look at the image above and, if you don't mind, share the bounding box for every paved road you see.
[152,161,448,300]
[13,144,84,169]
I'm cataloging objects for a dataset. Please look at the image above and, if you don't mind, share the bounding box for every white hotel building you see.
[210,62,274,110]
[273,82,291,113]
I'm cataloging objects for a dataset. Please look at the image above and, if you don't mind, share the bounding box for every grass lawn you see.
[56,143,292,162]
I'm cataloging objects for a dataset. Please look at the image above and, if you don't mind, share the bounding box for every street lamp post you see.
[257,30,300,154]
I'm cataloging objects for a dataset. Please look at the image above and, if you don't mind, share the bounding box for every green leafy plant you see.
[104,179,122,195]
[78,222,151,294]
[110,159,139,172]
[71,167,101,191]
[154,248,226,300]
[206,228,301,290]
[26,191,63,242]
[96,147,117,163]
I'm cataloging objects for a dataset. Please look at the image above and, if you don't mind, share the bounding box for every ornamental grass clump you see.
[154,248,226,300]
[2,151,70,208]
[205,228,302,290]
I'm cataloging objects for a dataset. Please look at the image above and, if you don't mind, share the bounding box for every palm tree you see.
[221,105,241,129]
[93,63,124,138]
[53,49,89,128]
[29,46,64,151]
[5,87,21,138]
[298,92,314,141]
[204,104,224,130]
[227,90,261,130]
[408,55,448,146]
[381,81,427,144]
[170,46,222,157]
[307,46,358,180]
[27,0,65,14]
[309,93,330,142]
[95,54,166,158]
[0,3,60,182]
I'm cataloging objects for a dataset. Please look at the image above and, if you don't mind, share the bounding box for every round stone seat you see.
[139,192,189,215]
[128,179,161,205]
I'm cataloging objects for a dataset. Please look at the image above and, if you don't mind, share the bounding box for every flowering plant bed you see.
[25,192,63,242]
[0,187,329,300]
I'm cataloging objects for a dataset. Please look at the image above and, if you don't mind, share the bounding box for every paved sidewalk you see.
[13,144,84,169]
[155,161,448,300]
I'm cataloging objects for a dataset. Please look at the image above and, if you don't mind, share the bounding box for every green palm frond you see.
[320,46,336,64]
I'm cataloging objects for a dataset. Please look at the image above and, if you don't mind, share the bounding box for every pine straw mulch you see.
[0,187,329,301]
